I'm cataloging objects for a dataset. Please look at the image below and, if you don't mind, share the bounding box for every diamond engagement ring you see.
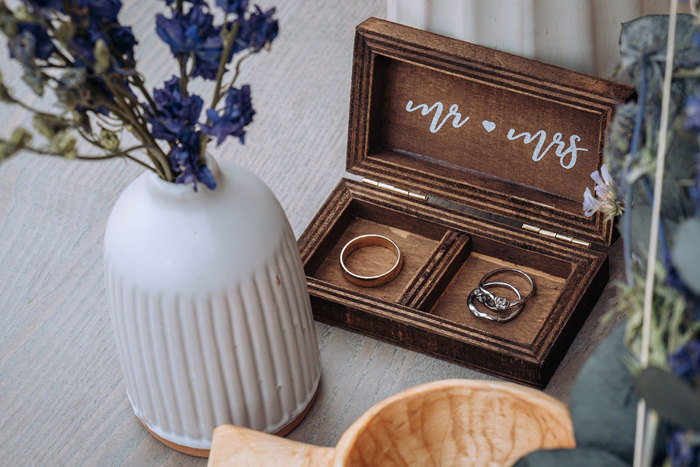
[467,268,535,322]
[477,267,534,311]
[468,281,525,322]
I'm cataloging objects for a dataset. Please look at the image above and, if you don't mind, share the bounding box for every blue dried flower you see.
[155,6,223,80]
[217,0,249,15]
[74,73,113,115]
[667,429,700,467]
[233,6,278,53]
[169,130,216,191]
[202,85,254,145]
[25,0,65,12]
[83,0,122,23]
[8,23,56,61]
[107,26,137,64]
[669,338,700,384]
[161,0,206,5]
[70,27,137,70]
[147,75,203,142]
[685,92,700,133]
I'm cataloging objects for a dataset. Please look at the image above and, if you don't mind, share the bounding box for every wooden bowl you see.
[208,379,575,466]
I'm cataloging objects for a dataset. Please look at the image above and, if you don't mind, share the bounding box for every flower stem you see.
[21,144,159,172]
[642,176,672,269]
[130,73,158,118]
[179,55,189,98]
[223,51,252,97]
[4,91,67,121]
[211,20,239,108]
[101,77,172,180]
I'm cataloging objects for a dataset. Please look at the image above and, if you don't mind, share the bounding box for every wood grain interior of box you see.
[309,215,441,303]
[304,190,575,348]
[298,178,606,386]
[428,248,570,347]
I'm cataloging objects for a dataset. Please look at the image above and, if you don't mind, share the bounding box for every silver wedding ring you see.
[340,234,403,287]
[468,267,535,322]
[468,281,524,322]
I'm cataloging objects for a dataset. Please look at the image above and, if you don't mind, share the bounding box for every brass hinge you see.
[522,223,591,248]
[362,178,427,201]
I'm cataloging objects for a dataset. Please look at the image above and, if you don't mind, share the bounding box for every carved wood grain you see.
[209,379,576,466]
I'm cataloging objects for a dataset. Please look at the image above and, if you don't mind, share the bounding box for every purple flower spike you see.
[233,6,278,54]
[155,6,223,80]
[667,429,700,467]
[147,76,203,142]
[685,92,700,133]
[201,85,255,146]
[217,0,249,15]
[169,131,216,191]
[84,0,123,23]
[161,0,206,5]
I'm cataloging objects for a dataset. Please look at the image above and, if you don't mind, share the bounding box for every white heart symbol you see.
[482,120,496,132]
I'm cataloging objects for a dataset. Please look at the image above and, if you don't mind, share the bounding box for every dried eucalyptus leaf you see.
[660,175,694,223]
[671,217,700,294]
[635,366,700,431]
[570,324,641,463]
[620,15,699,94]
[626,202,680,264]
[667,123,699,182]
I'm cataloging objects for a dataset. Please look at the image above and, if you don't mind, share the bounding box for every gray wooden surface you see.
[0,1,624,465]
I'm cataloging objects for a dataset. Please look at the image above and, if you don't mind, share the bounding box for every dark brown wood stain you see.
[297,18,633,388]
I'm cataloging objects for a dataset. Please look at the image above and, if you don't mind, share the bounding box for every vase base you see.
[141,424,211,458]
[139,386,320,458]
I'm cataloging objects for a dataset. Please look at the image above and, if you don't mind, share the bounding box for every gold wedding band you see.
[339,234,403,287]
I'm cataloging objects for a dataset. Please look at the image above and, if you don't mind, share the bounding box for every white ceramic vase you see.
[104,157,321,455]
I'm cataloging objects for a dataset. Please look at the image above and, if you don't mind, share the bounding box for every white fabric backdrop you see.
[387,0,689,78]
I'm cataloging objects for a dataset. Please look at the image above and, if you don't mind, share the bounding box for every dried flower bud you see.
[57,69,87,110]
[50,130,77,159]
[55,21,75,44]
[0,72,12,103]
[100,128,119,151]
[13,5,32,22]
[0,4,17,39]
[9,127,31,146]
[94,39,111,74]
[72,110,92,134]
[0,127,31,161]
[21,69,47,96]
[33,113,70,139]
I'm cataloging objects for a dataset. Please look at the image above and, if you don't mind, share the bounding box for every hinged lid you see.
[346,18,634,247]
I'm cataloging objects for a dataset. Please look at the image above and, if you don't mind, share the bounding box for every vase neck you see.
[145,156,222,203]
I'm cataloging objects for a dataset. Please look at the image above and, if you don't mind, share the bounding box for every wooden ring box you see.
[298,18,633,387]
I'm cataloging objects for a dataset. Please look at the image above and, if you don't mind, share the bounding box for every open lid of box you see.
[346,18,634,247]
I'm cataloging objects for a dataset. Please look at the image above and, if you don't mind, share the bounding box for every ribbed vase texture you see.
[104,159,321,450]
